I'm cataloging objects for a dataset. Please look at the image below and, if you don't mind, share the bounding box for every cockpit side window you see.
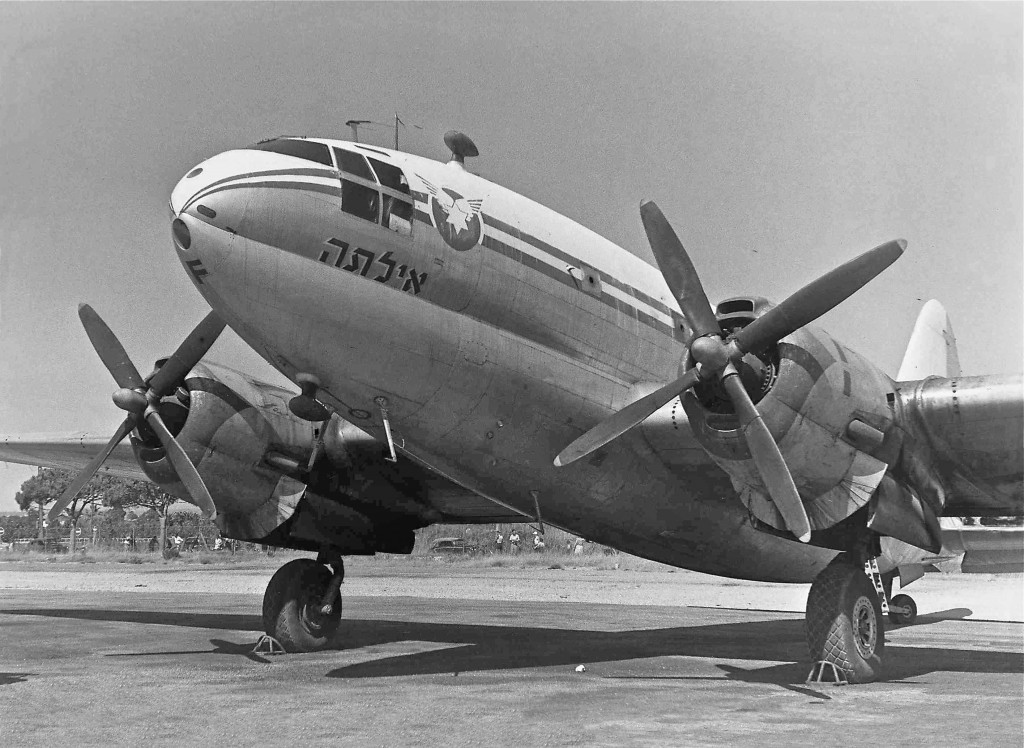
[327,149,413,236]
[333,147,374,181]
[249,139,332,167]
[367,157,413,236]
[341,180,379,223]
[367,158,406,192]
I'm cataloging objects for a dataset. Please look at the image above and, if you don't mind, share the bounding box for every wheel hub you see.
[852,595,878,657]
[300,598,328,635]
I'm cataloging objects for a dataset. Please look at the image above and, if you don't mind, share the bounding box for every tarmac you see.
[0,561,1021,746]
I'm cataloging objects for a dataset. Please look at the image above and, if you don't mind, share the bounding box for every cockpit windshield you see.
[248,138,333,167]
[247,139,414,237]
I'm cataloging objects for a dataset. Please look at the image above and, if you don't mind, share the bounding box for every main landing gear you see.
[805,552,922,683]
[262,554,345,652]
[805,554,884,684]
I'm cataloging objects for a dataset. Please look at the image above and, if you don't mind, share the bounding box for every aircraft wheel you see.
[806,555,884,684]
[888,593,918,625]
[262,558,341,652]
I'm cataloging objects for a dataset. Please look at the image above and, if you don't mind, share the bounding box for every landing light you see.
[172,219,191,250]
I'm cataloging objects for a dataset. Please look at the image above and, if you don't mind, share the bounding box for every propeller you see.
[48,305,225,521]
[554,201,905,543]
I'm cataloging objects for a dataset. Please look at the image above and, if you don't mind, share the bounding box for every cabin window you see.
[249,139,333,166]
[333,147,374,180]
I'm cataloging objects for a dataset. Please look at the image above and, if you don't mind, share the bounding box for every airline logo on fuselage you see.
[421,177,484,251]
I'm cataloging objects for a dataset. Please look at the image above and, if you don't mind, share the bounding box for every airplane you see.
[1,130,1021,684]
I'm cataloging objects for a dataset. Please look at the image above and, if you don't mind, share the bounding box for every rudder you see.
[897,300,961,380]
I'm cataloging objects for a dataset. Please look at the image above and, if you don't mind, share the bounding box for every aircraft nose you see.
[170,163,210,217]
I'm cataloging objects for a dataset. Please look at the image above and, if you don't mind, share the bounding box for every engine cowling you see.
[131,362,316,531]
[132,362,440,552]
[680,297,900,537]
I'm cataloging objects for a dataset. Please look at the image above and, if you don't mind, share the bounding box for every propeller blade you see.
[78,304,146,390]
[640,201,721,340]
[733,239,906,355]
[48,416,136,521]
[147,312,226,397]
[554,368,702,467]
[145,409,217,519]
[721,373,811,542]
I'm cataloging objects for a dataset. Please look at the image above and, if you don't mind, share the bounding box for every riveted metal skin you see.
[897,374,1024,517]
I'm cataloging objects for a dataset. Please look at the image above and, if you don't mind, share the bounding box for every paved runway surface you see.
[1,566,1022,747]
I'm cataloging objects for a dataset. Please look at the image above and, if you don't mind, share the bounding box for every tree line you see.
[4,468,190,554]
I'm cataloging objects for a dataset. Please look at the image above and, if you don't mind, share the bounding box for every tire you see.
[888,593,918,625]
[806,556,885,684]
[262,559,341,652]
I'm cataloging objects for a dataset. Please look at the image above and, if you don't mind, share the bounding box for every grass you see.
[0,547,290,568]
[0,546,674,573]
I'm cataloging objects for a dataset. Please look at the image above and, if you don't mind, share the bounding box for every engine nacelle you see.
[132,362,439,551]
[132,362,317,530]
[681,297,900,537]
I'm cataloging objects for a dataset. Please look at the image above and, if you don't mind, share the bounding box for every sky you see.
[0,2,1021,511]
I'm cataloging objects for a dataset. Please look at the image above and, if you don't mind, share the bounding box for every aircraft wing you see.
[902,373,1024,517]
[0,433,149,483]
[423,480,532,524]
[0,431,526,524]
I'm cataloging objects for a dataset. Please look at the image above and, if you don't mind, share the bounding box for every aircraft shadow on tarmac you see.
[0,672,37,687]
[2,606,1020,685]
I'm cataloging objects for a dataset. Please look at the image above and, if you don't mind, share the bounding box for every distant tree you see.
[0,513,39,542]
[108,480,178,557]
[16,469,113,552]
[15,468,54,539]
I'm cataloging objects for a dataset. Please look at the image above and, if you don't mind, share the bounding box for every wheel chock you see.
[806,661,849,685]
[252,634,287,655]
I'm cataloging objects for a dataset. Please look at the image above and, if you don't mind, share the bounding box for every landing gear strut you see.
[877,565,918,626]
[805,554,884,683]
[262,557,344,652]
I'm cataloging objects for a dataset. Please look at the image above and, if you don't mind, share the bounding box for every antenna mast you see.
[345,119,370,143]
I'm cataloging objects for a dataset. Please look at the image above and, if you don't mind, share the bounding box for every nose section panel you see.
[170,149,261,216]
[170,162,212,216]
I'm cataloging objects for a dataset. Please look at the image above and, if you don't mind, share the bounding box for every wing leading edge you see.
[0,433,149,483]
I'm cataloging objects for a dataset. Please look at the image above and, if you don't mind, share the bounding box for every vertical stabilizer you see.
[897,300,961,380]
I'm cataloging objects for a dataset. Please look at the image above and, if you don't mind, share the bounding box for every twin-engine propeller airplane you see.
[2,131,1021,683]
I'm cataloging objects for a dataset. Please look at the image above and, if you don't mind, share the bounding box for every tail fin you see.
[897,300,961,380]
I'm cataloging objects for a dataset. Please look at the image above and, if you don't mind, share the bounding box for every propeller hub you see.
[112,388,147,413]
[690,334,730,371]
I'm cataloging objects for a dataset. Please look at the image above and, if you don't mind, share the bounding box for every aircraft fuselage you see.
[170,138,850,582]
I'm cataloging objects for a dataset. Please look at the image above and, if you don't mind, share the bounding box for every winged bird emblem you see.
[420,176,484,251]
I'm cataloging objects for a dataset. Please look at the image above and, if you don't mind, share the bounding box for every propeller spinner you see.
[554,201,905,543]
[48,305,225,521]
